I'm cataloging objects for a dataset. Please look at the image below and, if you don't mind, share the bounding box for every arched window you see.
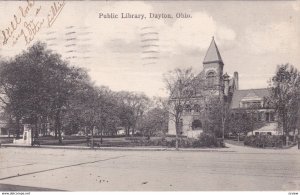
[184,104,192,113]
[194,104,200,112]
[192,120,202,130]
[206,71,216,88]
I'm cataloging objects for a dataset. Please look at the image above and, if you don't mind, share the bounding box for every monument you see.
[13,124,32,145]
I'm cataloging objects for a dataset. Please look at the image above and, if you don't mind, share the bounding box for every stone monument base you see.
[13,124,32,145]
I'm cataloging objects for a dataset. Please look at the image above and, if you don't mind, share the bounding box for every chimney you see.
[223,73,230,96]
[234,72,239,90]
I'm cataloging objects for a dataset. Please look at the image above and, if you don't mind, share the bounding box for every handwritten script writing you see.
[0,0,66,47]
[48,1,65,27]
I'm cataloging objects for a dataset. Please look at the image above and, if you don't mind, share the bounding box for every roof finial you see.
[212,36,214,40]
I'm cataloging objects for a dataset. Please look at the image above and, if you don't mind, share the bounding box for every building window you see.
[206,71,216,88]
[184,104,192,113]
[258,112,262,121]
[270,112,275,121]
[252,112,258,121]
[194,104,200,112]
[242,101,262,108]
[251,101,262,108]
[265,112,270,122]
[244,102,249,108]
[192,120,202,130]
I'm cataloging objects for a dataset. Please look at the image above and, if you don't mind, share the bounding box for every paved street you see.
[0,146,299,191]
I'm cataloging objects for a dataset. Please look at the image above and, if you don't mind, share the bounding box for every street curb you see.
[0,144,235,152]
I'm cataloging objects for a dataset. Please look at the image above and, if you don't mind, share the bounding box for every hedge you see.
[244,135,283,148]
[126,133,224,148]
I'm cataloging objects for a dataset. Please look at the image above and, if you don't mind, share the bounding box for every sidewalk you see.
[225,142,300,154]
[1,143,235,152]
[1,142,299,153]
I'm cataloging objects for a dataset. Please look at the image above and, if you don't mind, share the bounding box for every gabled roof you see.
[203,37,224,65]
[231,88,271,109]
[243,90,261,99]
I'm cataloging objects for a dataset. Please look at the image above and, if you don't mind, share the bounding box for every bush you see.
[196,133,224,147]
[244,135,283,148]
[123,134,224,148]
[161,134,223,148]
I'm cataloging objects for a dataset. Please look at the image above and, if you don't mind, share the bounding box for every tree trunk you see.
[34,121,38,138]
[126,126,130,136]
[175,133,179,150]
[46,118,50,136]
[100,127,103,144]
[16,117,21,139]
[282,110,289,146]
[8,117,13,138]
[175,120,179,150]
[31,124,34,146]
[222,119,225,140]
[55,111,62,144]
[57,127,62,144]
[55,128,58,139]
[91,126,94,148]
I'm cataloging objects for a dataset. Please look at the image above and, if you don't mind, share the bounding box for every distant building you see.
[0,123,9,136]
[168,37,278,138]
[230,89,281,136]
[0,112,9,137]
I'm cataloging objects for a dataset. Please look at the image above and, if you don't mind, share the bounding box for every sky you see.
[0,1,299,97]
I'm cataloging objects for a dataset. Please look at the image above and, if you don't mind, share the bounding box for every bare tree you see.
[164,67,202,150]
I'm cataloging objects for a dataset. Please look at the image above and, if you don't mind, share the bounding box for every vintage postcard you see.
[0,0,299,193]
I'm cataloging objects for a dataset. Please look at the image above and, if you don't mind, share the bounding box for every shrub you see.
[244,135,283,148]
[197,133,223,148]
[124,134,224,148]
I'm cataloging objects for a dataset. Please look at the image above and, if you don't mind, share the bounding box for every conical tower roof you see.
[203,37,224,65]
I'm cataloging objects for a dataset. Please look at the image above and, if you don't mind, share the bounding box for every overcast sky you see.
[0,1,299,97]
